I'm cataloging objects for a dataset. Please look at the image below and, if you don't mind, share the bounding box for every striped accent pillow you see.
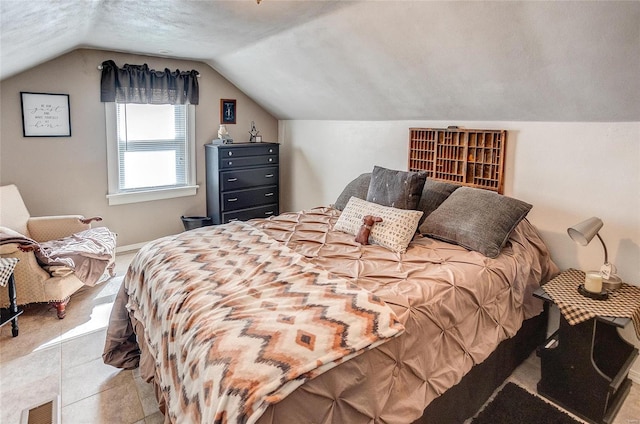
[334,197,423,254]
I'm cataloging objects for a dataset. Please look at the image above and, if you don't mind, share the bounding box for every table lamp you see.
[567,217,622,290]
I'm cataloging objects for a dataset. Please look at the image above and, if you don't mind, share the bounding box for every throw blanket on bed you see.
[0,226,116,286]
[123,221,404,424]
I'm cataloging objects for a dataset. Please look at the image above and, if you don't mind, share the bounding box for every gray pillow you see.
[419,187,532,258]
[333,173,371,211]
[366,166,426,210]
[417,179,461,224]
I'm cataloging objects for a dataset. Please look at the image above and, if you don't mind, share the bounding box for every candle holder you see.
[577,284,608,300]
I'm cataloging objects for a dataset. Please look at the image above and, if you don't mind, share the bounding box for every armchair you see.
[0,184,114,318]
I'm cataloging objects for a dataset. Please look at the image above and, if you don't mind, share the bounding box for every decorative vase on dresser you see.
[205,142,279,224]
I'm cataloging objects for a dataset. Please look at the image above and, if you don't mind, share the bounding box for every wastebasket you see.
[181,216,213,231]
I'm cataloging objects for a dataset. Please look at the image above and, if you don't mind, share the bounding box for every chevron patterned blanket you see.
[124,221,404,424]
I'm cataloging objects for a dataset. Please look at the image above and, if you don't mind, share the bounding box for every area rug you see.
[471,382,582,424]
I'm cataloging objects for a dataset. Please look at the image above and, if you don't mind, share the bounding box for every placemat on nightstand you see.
[543,268,640,339]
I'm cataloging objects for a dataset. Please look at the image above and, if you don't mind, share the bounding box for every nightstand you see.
[534,269,639,424]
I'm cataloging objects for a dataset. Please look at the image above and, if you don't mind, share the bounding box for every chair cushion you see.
[0,185,31,237]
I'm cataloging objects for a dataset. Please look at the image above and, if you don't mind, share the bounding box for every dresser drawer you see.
[220,167,278,191]
[221,186,278,211]
[219,155,278,169]
[220,144,278,158]
[222,204,278,223]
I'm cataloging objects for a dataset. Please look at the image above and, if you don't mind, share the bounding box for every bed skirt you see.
[417,304,549,423]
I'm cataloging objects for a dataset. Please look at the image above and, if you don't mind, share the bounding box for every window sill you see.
[107,185,199,206]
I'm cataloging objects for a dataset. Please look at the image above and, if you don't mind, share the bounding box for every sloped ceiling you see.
[1,1,638,121]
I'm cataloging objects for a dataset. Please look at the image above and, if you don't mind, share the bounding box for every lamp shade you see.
[567,217,603,246]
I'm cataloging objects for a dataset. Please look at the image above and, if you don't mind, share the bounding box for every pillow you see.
[335,197,423,254]
[366,166,426,210]
[417,179,461,224]
[333,173,371,211]
[419,187,532,258]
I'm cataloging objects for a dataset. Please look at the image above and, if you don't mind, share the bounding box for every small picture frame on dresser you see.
[255,135,262,143]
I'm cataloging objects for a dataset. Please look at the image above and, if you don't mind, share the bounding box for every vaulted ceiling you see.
[1,1,638,121]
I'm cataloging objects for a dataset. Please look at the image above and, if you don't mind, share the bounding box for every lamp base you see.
[603,274,622,291]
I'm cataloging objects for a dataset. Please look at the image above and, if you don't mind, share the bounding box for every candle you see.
[584,271,603,293]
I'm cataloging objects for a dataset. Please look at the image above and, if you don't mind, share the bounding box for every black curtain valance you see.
[100,60,199,105]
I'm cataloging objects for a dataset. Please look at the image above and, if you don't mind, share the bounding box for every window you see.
[105,102,197,205]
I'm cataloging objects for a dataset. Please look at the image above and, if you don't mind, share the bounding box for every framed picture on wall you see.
[220,99,236,124]
[21,92,71,137]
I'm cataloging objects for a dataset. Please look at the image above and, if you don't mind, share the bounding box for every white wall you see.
[279,119,640,378]
[279,120,640,285]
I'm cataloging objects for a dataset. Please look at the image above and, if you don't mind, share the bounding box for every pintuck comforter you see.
[104,207,558,424]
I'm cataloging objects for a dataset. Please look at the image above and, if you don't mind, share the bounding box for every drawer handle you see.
[228,161,233,165]
[268,158,273,162]
[265,211,274,216]
[227,198,238,202]
[265,174,274,178]
[227,178,238,182]
[268,149,273,153]
[228,152,233,156]
[228,218,239,222]
[264,192,274,197]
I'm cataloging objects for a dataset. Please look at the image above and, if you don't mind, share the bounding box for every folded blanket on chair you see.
[0,227,39,250]
[37,227,117,286]
[0,226,117,286]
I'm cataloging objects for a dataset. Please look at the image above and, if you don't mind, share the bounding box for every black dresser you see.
[205,142,279,224]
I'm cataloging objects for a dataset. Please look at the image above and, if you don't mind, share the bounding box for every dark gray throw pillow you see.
[417,179,461,224]
[366,166,427,210]
[333,173,372,211]
[419,187,533,258]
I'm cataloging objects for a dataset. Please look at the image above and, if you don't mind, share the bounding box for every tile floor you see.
[0,252,162,424]
[0,251,638,424]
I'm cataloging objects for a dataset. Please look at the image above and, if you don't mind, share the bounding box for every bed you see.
[104,168,558,424]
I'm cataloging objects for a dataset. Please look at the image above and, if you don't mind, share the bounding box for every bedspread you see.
[122,221,404,424]
[105,207,558,424]
[251,207,558,423]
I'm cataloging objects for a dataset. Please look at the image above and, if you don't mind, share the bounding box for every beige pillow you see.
[334,197,423,254]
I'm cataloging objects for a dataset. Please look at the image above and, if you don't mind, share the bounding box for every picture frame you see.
[255,135,262,143]
[220,99,236,124]
[21,92,71,137]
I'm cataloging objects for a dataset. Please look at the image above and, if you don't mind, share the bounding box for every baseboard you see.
[629,368,640,385]
[116,241,148,254]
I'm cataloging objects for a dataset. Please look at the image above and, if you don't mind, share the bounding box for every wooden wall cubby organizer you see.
[409,127,507,194]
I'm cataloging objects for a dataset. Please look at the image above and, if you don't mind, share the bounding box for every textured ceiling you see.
[1,1,638,121]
